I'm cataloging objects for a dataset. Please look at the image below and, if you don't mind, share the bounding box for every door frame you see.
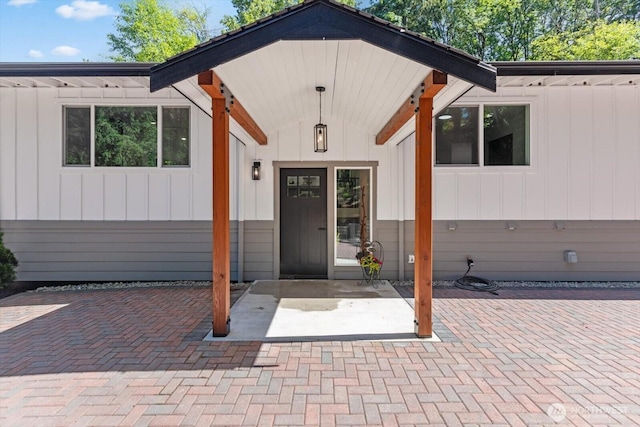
[273,161,378,280]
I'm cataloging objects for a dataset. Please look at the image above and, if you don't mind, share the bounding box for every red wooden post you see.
[212,97,230,336]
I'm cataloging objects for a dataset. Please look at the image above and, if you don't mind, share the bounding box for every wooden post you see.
[414,95,434,338]
[414,70,446,338]
[212,97,230,336]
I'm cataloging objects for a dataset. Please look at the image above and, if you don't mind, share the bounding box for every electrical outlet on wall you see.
[408,254,415,264]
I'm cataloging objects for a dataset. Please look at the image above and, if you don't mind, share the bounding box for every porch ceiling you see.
[173,39,473,143]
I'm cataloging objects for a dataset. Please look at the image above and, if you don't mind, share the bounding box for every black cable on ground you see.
[454,261,501,295]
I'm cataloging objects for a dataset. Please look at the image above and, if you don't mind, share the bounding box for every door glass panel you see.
[336,168,371,264]
[287,175,321,198]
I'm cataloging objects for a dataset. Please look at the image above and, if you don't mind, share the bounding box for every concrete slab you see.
[204,280,441,342]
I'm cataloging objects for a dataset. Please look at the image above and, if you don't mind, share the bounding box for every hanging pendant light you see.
[314,86,327,153]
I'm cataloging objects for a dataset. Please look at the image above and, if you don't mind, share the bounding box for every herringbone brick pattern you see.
[1,287,638,426]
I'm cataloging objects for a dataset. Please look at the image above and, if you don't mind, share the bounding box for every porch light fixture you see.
[314,86,328,153]
[252,161,261,180]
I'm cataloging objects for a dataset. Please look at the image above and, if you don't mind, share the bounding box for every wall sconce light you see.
[447,221,457,231]
[252,161,261,180]
[506,221,517,230]
[314,86,328,153]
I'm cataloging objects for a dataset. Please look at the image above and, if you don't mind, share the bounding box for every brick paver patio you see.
[1,286,638,426]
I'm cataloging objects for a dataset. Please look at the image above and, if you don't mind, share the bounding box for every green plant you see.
[359,253,382,277]
[0,231,19,287]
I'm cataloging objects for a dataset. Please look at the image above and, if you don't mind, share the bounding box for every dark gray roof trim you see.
[150,0,497,92]
[493,61,640,76]
[0,62,154,77]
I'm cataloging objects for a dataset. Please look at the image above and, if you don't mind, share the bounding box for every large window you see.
[436,104,530,166]
[63,106,190,167]
[335,168,371,265]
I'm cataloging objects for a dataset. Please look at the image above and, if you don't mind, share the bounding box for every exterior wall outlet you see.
[408,254,415,264]
[564,250,578,263]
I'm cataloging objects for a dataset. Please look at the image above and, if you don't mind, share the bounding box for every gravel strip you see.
[29,279,640,294]
[390,280,640,289]
[32,281,251,293]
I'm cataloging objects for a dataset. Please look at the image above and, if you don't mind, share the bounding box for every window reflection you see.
[336,168,371,264]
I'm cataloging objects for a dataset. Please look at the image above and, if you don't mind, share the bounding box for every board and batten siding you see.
[0,86,249,222]
[398,84,640,221]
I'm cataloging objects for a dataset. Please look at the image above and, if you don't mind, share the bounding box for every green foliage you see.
[532,20,640,60]
[64,107,91,166]
[107,0,210,62]
[95,107,158,167]
[222,0,357,31]
[359,253,382,277]
[0,231,19,287]
[162,107,190,166]
[367,0,640,61]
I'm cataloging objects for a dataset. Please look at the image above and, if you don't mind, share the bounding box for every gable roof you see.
[149,0,496,92]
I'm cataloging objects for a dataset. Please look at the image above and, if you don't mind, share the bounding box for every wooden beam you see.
[375,98,417,145]
[229,98,268,146]
[198,70,267,145]
[414,73,445,338]
[198,71,224,99]
[421,70,447,98]
[211,96,230,337]
[375,70,447,145]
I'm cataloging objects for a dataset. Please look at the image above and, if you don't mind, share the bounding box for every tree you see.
[0,231,18,287]
[222,0,357,32]
[107,0,211,62]
[367,0,640,61]
[532,20,640,60]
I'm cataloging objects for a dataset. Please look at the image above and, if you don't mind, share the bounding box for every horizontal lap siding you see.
[4,219,638,282]
[243,221,274,280]
[1,221,239,282]
[402,220,640,281]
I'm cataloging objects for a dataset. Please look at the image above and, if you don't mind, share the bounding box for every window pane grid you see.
[162,107,190,167]
[63,105,190,168]
[63,107,91,166]
[435,104,530,167]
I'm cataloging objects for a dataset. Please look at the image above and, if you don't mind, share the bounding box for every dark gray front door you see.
[280,168,328,278]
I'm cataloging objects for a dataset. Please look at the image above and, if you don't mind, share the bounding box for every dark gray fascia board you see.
[0,62,154,77]
[493,61,640,76]
[150,0,496,93]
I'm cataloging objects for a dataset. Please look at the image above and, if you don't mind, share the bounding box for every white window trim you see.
[62,104,192,169]
[334,166,373,267]
[434,101,533,169]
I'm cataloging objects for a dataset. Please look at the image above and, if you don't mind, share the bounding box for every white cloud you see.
[55,0,114,21]
[8,0,37,6]
[52,45,80,56]
[28,49,44,58]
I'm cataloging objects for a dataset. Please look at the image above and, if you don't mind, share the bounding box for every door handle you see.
[318,227,326,231]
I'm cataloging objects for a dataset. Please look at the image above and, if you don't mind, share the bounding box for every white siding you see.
[399,84,640,221]
[0,89,17,219]
[1,82,638,224]
[0,86,243,222]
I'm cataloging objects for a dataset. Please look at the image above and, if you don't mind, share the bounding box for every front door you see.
[280,168,328,278]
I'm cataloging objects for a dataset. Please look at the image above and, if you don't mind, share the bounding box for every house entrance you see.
[279,168,328,278]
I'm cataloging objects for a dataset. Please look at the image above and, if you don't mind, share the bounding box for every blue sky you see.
[0,0,237,62]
